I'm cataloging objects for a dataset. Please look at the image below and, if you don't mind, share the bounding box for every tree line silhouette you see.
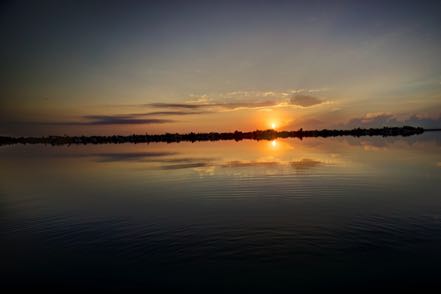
[0,126,429,146]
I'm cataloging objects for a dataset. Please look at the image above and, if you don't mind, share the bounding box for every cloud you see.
[290,94,323,107]
[20,110,212,128]
[404,114,441,129]
[81,115,174,125]
[39,110,208,126]
[35,115,175,126]
[147,100,279,110]
[119,89,330,113]
[212,100,279,110]
[148,103,205,109]
[343,113,441,129]
[344,112,399,128]
[135,111,209,116]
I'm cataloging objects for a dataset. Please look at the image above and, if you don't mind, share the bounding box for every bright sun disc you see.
[271,123,276,129]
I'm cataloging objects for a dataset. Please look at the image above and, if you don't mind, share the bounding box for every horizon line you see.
[2,126,440,146]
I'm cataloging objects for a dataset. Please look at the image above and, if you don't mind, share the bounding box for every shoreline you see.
[0,126,436,146]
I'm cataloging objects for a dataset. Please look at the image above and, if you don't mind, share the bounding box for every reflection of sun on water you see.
[264,139,282,152]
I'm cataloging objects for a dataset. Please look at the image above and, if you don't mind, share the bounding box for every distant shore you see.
[0,126,437,146]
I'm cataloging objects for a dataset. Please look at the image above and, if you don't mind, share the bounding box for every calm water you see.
[1,133,441,291]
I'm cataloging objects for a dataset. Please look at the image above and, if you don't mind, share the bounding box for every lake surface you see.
[1,133,441,291]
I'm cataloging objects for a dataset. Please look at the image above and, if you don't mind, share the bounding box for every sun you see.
[271,122,277,129]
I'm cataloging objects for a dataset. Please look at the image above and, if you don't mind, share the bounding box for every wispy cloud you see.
[344,112,399,128]
[44,110,207,126]
[34,115,175,126]
[134,111,209,116]
[147,103,205,109]
[147,100,279,111]
[290,94,323,107]
[107,89,331,115]
[404,114,441,129]
[81,115,174,125]
[147,89,329,111]
[8,89,334,131]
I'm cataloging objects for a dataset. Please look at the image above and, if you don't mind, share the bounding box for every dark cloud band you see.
[290,94,323,107]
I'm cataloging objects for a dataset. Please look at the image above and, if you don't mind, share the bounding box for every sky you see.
[1,0,441,136]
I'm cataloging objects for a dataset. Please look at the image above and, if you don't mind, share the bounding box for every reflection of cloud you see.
[221,158,325,170]
[53,148,330,173]
[95,154,218,166]
[290,94,323,107]
[290,158,322,169]
[24,151,179,161]
[363,145,387,152]
[160,157,216,163]
[343,135,441,149]
[194,165,216,176]
[221,160,280,168]
[160,162,209,170]
[93,151,177,162]
[158,157,216,169]
[60,151,219,166]
[103,155,217,169]
[354,139,389,151]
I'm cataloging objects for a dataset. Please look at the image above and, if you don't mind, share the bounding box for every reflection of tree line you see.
[0,126,427,146]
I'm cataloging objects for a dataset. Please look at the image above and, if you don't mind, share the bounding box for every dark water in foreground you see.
[1,133,441,291]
